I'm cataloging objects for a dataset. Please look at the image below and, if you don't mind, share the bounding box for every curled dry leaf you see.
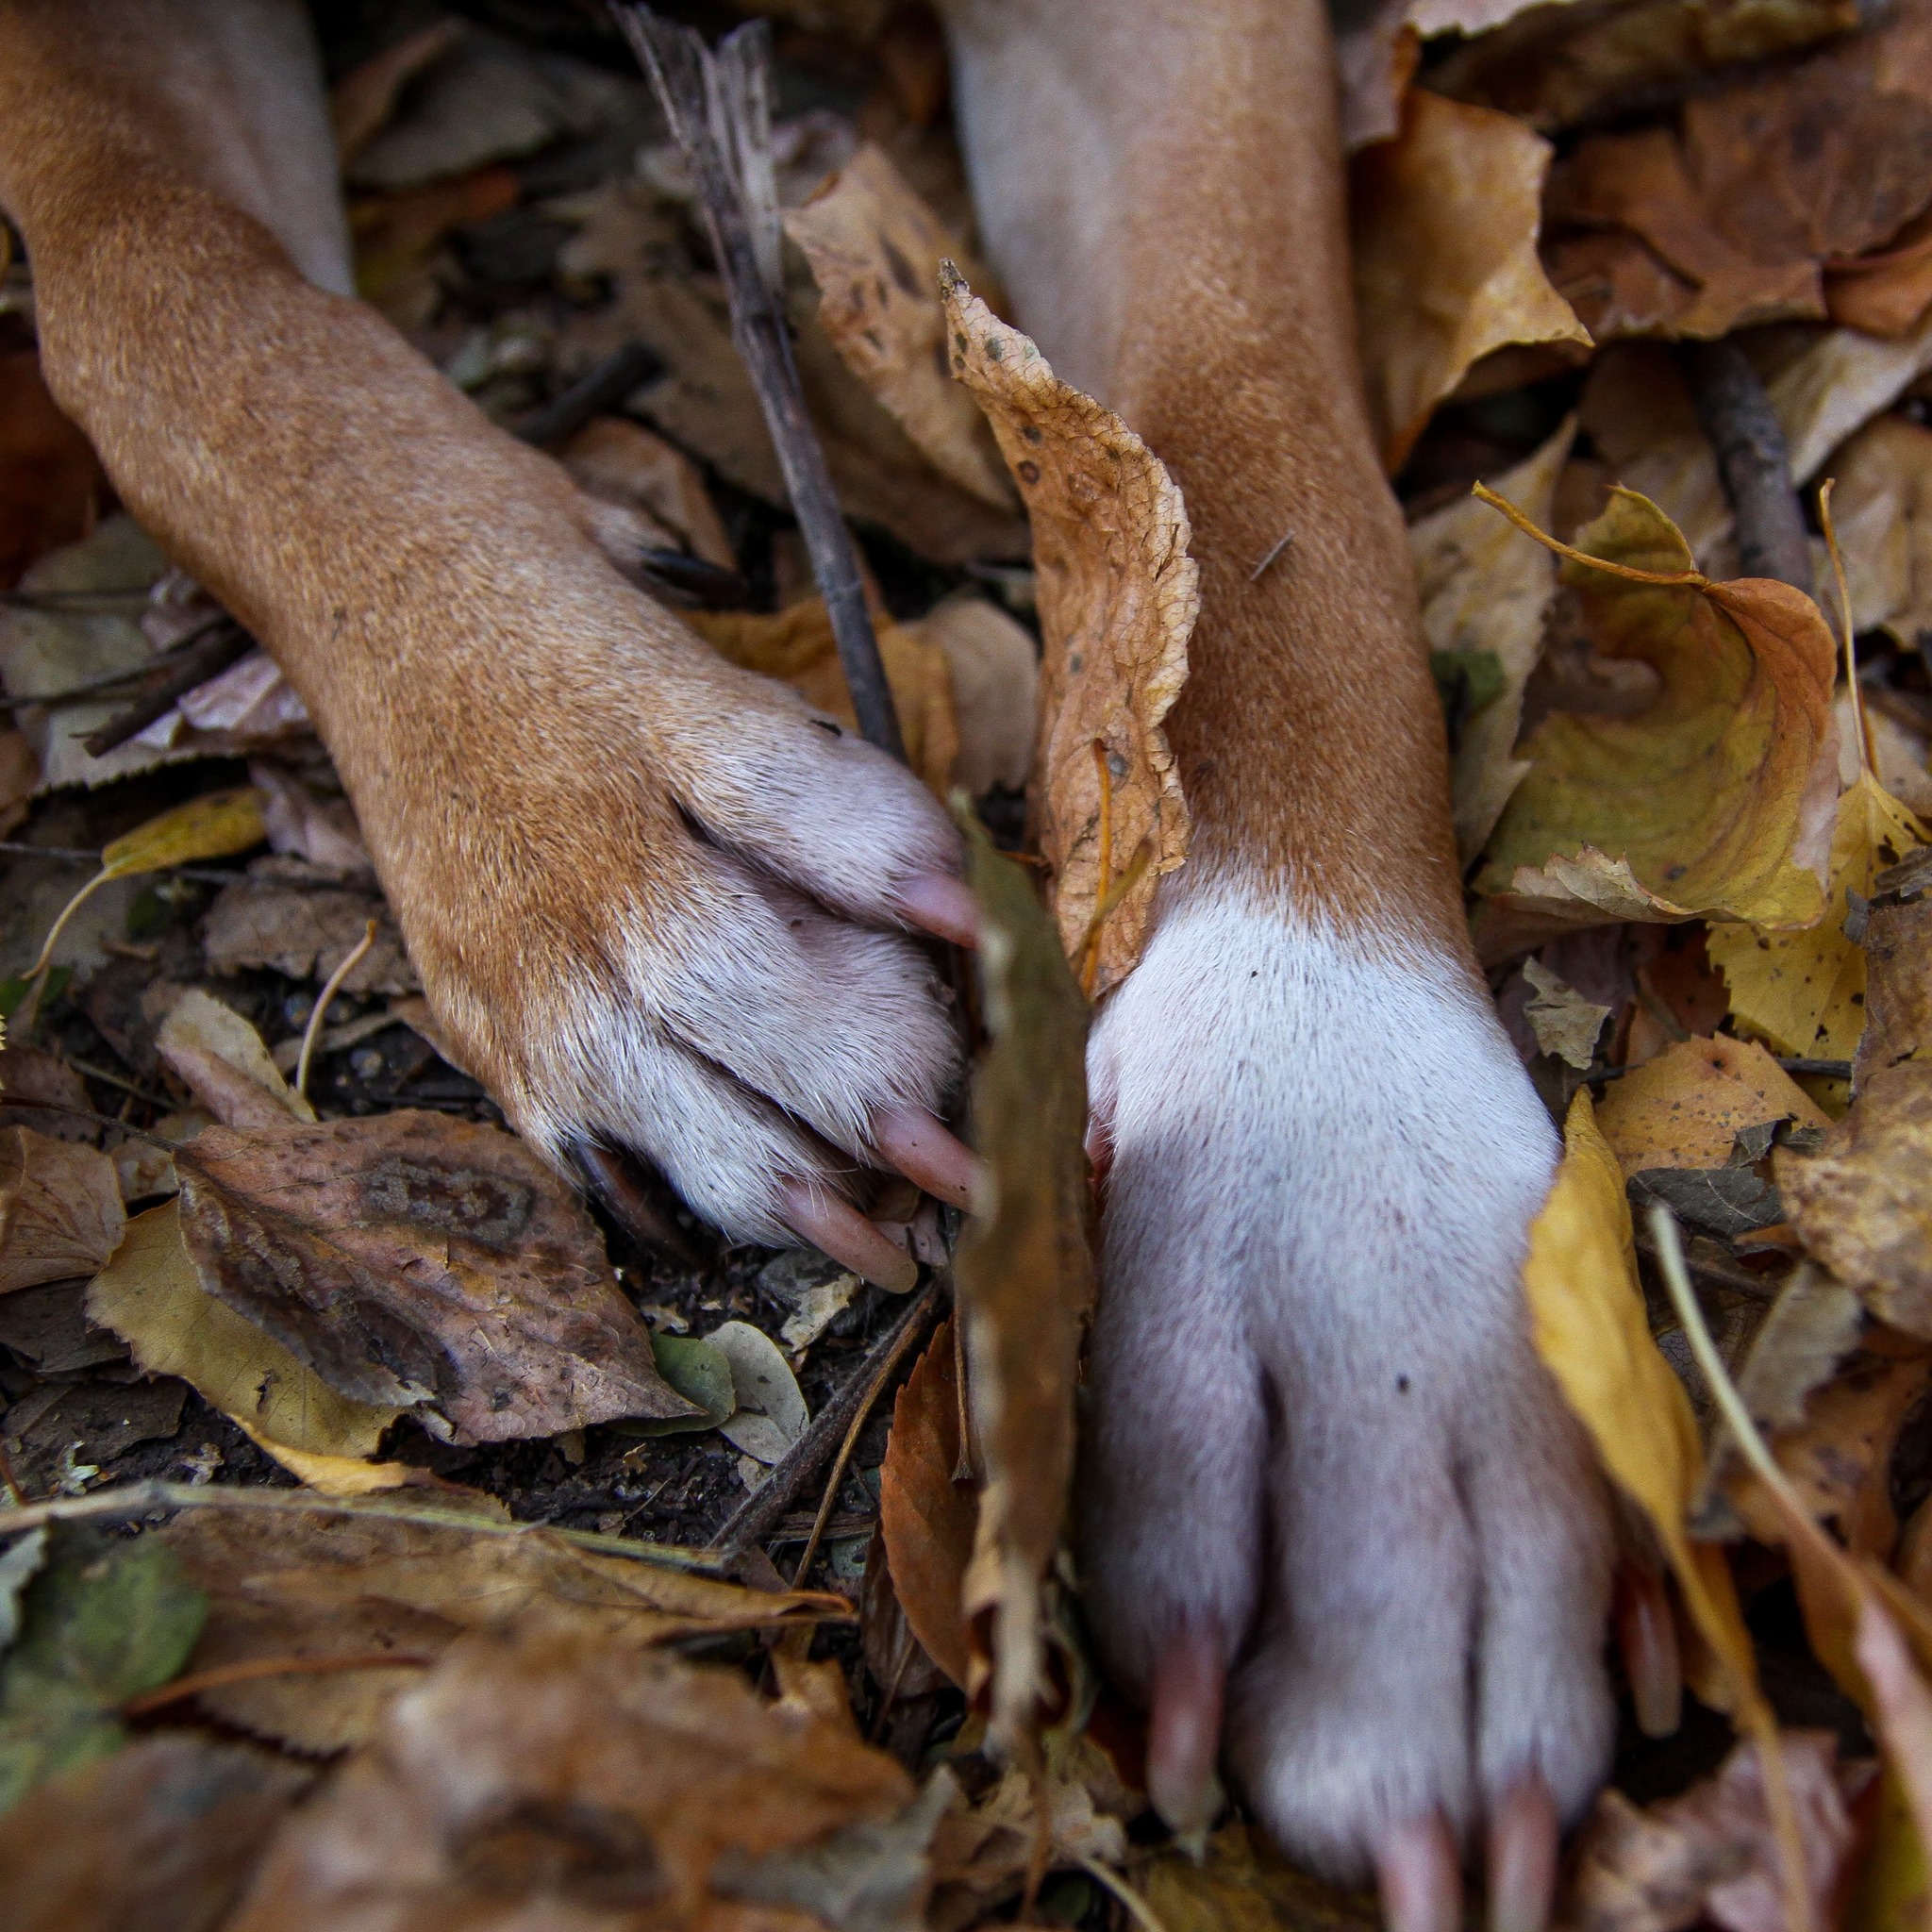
[708,1318,809,1467]
[1350,90,1589,473]
[1522,957,1612,1069]
[200,874,414,993]
[785,142,1015,511]
[558,414,737,570]
[172,1109,693,1441]
[0,1128,123,1297]
[880,1314,975,1689]
[1410,417,1574,860]
[1778,1061,1932,1336]
[224,1631,927,1932]
[1815,416,1932,642]
[953,820,1093,1756]
[155,988,316,1132]
[0,1732,309,1932]
[163,1504,841,1754]
[1773,306,1932,488]
[1595,1035,1829,1175]
[908,596,1039,797]
[1708,773,1924,1063]
[941,268,1192,993]
[1475,488,1839,935]
[88,1200,400,1462]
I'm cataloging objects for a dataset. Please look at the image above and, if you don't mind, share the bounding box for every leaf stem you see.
[297,919,377,1101]
[1472,483,1709,588]
[1815,478,1872,784]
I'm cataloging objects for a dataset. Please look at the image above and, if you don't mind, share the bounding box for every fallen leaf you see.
[1562,1732,1857,1932]
[199,872,414,993]
[1595,1035,1829,1175]
[1709,773,1925,1063]
[1475,488,1839,933]
[1827,206,1932,338]
[1524,957,1612,1069]
[0,727,37,838]
[0,1128,123,1297]
[624,1328,737,1437]
[1778,1061,1932,1335]
[1813,416,1932,644]
[1844,1766,1928,1932]
[1855,867,1932,1086]
[954,818,1094,1755]
[87,1199,401,1461]
[786,142,1014,511]
[163,1504,841,1753]
[328,17,468,168]
[249,759,374,880]
[223,1630,927,1930]
[155,988,317,1132]
[0,345,105,594]
[0,1524,205,1814]
[1351,89,1589,472]
[1856,1600,1932,1928]
[1411,417,1574,859]
[0,1044,93,1141]
[1773,305,1932,488]
[880,1315,975,1689]
[692,596,959,794]
[709,1318,809,1466]
[557,415,737,570]
[0,1732,309,1932]
[942,268,1193,993]
[1141,1820,1379,1932]
[907,596,1039,797]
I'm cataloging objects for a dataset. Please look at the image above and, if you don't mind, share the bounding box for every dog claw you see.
[1147,1626,1224,1848]
[1376,1814,1462,1932]
[888,873,979,948]
[1488,1773,1558,1932]
[775,1180,918,1292]
[1615,1565,1682,1740]
[870,1105,980,1210]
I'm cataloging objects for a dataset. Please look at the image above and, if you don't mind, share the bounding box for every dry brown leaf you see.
[0,1046,90,1141]
[907,596,1038,796]
[1774,306,1932,488]
[173,1110,693,1441]
[1474,488,1839,936]
[225,1630,928,1932]
[691,597,959,794]
[880,1315,975,1689]
[164,1505,842,1754]
[328,18,467,169]
[1351,89,1589,473]
[0,1732,310,1932]
[200,872,414,993]
[557,415,737,571]
[0,1127,124,1298]
[785,142,1014,511]
[1523,958,1613,1069]
[1562,1732,1857,1932]
[1595,1036,1829,1176]
[155,989,316,1132]
[0,344,106,596]
[0,727,37,839]
[942,268,1192,993]
[1827,206,1932,338]
[1141,1820,1380,1932]
[1411,417,1574,860]
[1816,415,1932,644]
[1778,1061,1932,1336]
[953,820,1093,1757]
[1856,881,1932,1087]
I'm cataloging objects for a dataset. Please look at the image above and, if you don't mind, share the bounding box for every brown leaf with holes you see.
[163,1504,842,1754]
[1351,89,1590,472]
[0,1127,124,1297]
[880,1315,975,1689]
[1778,1061,1932,1337]
[173,1109,695,1441]
[942,268,1192,994]
[225,1630,933,1932]
[786,142,1015,512]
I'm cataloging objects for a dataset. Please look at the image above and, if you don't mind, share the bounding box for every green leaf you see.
[615,1331,738,1438]
[0,969,70,1024]
[0,1525,206,1813]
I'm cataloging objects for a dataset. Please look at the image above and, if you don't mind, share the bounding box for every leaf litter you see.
[3,3,1932,1927]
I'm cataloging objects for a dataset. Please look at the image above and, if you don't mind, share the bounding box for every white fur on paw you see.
[1081,883,1614,1884]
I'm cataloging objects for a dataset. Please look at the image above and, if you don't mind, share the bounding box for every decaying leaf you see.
[954,821,1093,1757]
[558,415,737,570]
[1595,1035,1829,1175]
[88,1200,401,1462]
[223,1631,929,1931]
[708,1318,809,1468]
[1411,418,1574,859]
[1773,305,1932,489]
[1523,958,1613,1069]
[1778,1061,1932,1334]
[908,596,1039,798]
[942,268,1192,993]
[880,1315,975,1690]
[0,1732,309,1932]
[692,597,959,794]
[1141,1820,1379,1932]
[785,142,1014,511]
[199,874,414,993]
[1476,488,1839,933]
[1856,866,1932,1086]
[171,1110,692,1441]
[1709,772,1925,1063]
[155,988,316,1132]
[163,1504,841,1754]
[1815,416,1932,643]
[0,1128,123,1297]
[1351,90,1589,472]
[0,1524,205,1814]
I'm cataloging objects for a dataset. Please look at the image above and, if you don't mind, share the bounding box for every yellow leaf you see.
[1845,1768,1929,1932]
[87,1199,401,1459]
[100,786,267,877]
[1709,771,1925,1061]
[1477,487,1838,930]
[1595,1034,1829,1175]
[236,1432,418,1495]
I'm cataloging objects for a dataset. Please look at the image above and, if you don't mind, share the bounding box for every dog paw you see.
[1079,882,1614,1913]
[336,580,975,1286]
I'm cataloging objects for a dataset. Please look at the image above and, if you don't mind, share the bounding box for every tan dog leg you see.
[0,0,976,1284]
[941,0,1613,1919]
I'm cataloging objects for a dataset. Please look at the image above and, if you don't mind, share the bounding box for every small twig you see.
[1683,339,1811,593]
[296,919,377,1101]
[1077,1854,1175,1932]
[512,339,659,448]
[614,7,905,761]
[125,1650,436,1718]
[1247,526,1294,583]
[716,1276,945,1556]
[1774,1056,1854,1079]
[0,1437,23,1508]
[82,618,254,758]
[55,1053,175,1109]
[1818,478,1874,780]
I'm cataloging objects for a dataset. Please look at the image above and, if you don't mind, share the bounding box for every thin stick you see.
[1247,526,1294,583]
[296,919,377,1101]
[1817,478,1873,782]
[1684,340,1811,593]
[512,340,658,448]
[125,1650,436,1717]
[1077,1855,1175,1932]
[83,618,253,758]
[614,7,905,760]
